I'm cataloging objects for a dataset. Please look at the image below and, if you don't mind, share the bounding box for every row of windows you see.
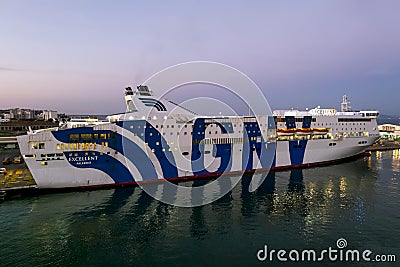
[181,147,262,156]
[137,123,269,129]
[146,137,254,147]
[68,133,115,141]
[276,122,368,127]
[0,125,51,131]
[32,143,45,149]
[363,112,378,117]
[338,118,371,122]
[129,129,268,137]
[334,128,367,131]
[338,132,369,137]
[338,123,367,126]
[278,134,332,141]
[56,142,108,150]
[41,153,64,158]
[275,117,373,123]
[155,124,187,129]
[130,124,191,129]
[275,117,316,123]
[201,137,248,145]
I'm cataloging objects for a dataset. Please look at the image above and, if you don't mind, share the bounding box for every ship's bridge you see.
[336,110,380,118]
[273,107,379,118]
[273,107,338,117]
[359,111,379,118]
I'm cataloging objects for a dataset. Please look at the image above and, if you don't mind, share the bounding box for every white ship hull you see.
[17,87,380,189]
[17,123,378,189]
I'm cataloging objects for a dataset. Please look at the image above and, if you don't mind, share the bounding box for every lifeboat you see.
[313,128,329,135]
[295,128,312,135]
[277,129,295,136]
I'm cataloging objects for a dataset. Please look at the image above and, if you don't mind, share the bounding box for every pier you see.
[0,148,37,199]
[367,141,400,151]
[0,136,18,144]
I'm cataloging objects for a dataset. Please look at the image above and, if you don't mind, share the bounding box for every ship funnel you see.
[136,85,152,96]
[124,86,137,112]
[125,87,134,96]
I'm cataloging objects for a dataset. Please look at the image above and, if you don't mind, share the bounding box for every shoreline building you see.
[378,124,400,141]
[0,108,58,121]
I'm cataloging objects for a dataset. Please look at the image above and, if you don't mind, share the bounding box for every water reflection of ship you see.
[288,169,304,192]
[117,156,377,229]
[391,149,400,172]
[13,156,380,259]
[371,149,400,173]
[271,157,377,231]
[9,189,118,264]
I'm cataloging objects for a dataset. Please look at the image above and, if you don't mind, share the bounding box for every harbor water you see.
[0,151,399,266]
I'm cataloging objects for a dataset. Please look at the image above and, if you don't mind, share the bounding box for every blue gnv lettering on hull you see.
[241,121,275,170]
[117,120,178,179]
[288,140,307,165]
[286,116,309,165]
[191,118,233,175]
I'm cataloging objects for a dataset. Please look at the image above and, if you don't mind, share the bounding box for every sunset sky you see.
[1,1,400,115]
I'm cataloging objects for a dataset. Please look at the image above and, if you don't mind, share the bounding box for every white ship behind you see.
[17,87,380,189]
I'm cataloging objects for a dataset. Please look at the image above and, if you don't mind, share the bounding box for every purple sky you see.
[1,0,400,115]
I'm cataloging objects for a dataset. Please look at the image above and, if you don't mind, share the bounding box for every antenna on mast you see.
[341,94,351,112]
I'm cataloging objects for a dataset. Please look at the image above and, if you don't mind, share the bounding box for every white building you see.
[378,124,400,140]
[42,110,58,121]
[24,110,33,119]
[3,113,13,120]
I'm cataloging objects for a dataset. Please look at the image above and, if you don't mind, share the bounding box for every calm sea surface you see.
[0,151,399,266]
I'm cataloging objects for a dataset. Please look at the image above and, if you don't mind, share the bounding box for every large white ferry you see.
[17,87,380,189]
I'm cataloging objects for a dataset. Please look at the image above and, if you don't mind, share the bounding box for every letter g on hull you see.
[122,61,276,207]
